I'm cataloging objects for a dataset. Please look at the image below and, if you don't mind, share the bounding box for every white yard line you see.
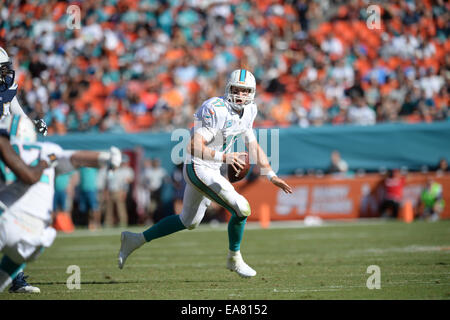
[55,219,394,239]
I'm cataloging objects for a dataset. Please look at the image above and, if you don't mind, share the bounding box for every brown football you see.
[227,153,250,183]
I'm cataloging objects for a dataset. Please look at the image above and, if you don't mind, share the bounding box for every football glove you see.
[33,118,48,136]
[108,146,122,169]
[98,146,122,169]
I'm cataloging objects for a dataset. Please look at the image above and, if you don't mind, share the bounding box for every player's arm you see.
[0,136,48,184]
[190,102,246,171]
[247,139,292,194]
[188,133,246,172]
[55,147,122,174]
[9,96,27,117]
[10,96,48,136]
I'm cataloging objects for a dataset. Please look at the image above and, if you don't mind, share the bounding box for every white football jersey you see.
[187,96,257,170]
[0,140,64,223]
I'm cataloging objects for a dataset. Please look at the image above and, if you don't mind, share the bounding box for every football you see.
[227,153,250,183]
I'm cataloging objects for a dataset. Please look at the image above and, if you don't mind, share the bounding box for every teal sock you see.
[0,255,25,279]
[143,214,186,242]
[228,215,247,252]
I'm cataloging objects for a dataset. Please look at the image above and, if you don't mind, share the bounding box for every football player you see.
[0,47,48,135]
[0,115,122,293]
[118,69,292,277]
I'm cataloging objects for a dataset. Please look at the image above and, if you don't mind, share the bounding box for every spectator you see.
[142,158,168,223]
[326,150,349,175]
[0,0,447,133]
[170,163,186,215]
[433,158,449,174]
[417,178,445,221]
[320,33,343,58]
[379,169,406,219]
[292,105,310,128]
[77,167,102,231]
[28,54,47,79]
[344,71,364,100]
[103,156,135,228]
[308,99,327,127]
[53,172,74,214]
[347,96,376,126]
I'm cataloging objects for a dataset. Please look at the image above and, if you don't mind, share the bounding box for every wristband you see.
[267,170,277,181]
[214,151,224,162]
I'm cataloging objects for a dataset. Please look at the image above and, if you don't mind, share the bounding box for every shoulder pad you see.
[206,97,226,109]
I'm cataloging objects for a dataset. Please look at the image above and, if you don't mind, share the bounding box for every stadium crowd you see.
[0,0,448,135]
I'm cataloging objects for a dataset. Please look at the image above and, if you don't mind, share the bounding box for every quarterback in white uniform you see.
[118,69,292,278]
[0,115,122,293]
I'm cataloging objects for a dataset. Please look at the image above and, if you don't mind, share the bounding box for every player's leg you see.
[0,211,41,293]
[0,209,56,293]
[118,215,186,269]
[90,191,102,230]
[7,247,45,294]
[0,255,26,292]
[185,163,250,249]
[115,191,128,228]
[85,191,101,230]
[185,163,256,277]
[104,190,115,227]
[131,171,209,244]
[118,165,209,269]
[0,209,24,292]
[10,225,56,294]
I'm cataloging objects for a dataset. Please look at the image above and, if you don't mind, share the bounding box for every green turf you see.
[1,219,449,300]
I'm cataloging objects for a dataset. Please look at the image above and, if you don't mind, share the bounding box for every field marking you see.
[55,219,395,239]
[283,231,373,240]
[349,245,450,255]
[47,279,450,296]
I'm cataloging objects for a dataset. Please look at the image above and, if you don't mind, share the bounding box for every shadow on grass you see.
[31,280,140,285]
[31,278,235,286]
[181,279,232,283]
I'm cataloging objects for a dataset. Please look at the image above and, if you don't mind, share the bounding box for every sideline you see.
[55,218,404,238]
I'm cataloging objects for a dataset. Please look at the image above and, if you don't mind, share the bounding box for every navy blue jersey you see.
[0,80,18,117]
[0,129,8,138]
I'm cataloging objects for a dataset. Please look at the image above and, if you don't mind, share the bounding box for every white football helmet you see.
[0,47,15,91]
[225,69,256,112]
[0,114,37,143]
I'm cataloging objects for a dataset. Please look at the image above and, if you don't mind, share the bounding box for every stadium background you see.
[1,0,449,225]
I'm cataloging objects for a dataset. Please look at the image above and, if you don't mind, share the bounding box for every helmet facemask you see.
[0,61,15,91]
[226,85,255,112]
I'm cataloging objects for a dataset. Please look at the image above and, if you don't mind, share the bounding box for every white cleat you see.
[118,231,145,269]
[9,285,40,293]
[226,251,257,278]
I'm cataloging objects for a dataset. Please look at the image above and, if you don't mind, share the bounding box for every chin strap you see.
[231,104,243,113]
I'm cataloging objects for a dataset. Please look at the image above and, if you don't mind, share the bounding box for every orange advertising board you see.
[234,173,450,221]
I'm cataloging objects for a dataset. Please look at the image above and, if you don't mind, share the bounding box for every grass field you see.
[0,219,449,300]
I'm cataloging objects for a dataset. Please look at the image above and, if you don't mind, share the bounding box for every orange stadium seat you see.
[136,113,154,129]
[120,113,137,132]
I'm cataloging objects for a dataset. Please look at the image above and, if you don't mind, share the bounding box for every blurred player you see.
[417,178,445,221]
[0,115,122,293]
[0,120,48,187]
[118,69,292,277]
[0,47,47,135]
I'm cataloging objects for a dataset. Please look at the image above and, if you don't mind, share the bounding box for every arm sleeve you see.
[245,104,258,143]
[193,102,225,143]
[55,150,77,175]
[10,96,28,118]
[40,142,76,175]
